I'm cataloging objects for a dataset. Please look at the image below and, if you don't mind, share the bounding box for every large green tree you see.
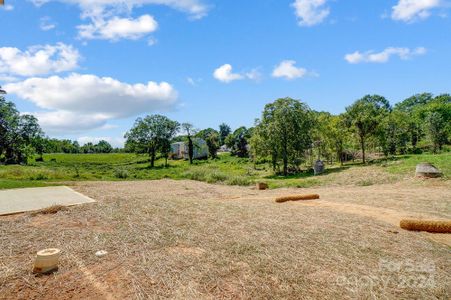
[125,115,179,167]
[252,97,314,175]
[313,112,350,165]
[345,95,390,163]
[0,96,43,164]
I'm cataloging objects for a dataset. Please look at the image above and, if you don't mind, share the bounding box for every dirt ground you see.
[0,179,450,299]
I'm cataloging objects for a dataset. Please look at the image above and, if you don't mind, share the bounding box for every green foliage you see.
[0,152,449,190]
[114,168,129,179]
[252,97,314,175]
[344,95,391,163]
[219,123,231,145]
[197,128,220,158]
[125,115,180,167]
[0,96,44,164]
[226,126,251,158]
[312,112,350,165]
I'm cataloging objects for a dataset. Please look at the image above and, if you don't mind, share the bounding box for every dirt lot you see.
[1,179,450,299]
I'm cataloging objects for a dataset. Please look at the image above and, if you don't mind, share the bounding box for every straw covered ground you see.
[0,179,450,299]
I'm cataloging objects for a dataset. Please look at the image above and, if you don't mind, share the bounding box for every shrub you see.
[182,169,207,181]
[114,168,129,179]
[29,173,49,180]
[205,170,228,183]
[226,176,251,186]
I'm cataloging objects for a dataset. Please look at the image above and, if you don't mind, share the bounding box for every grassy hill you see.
[0,152,449,189]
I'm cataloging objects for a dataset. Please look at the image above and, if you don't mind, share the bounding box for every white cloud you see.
[245,69,262,82]
[78,136,125,147]
[345,47,427,64]
[31,0,208,40]
[0,43,79,77]
[31,0,208,18]
[213,64,261,83]
[78,15,158,41]
[292,0,330,26]
[392,0,441,22]
[40,17,56,31]
[272,60,308,80]
[5,73,178,132]
[187,77,203,86]
[30,111,110,133]
[213,64,243,83]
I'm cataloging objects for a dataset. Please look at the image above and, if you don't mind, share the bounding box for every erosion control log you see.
[276,194,320,203]
[400,219,451,233]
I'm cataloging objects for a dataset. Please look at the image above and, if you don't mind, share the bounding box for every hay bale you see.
[415,163,442,178]
[256,183,268,190]
[275,194,320,203]
[400,219,451,233]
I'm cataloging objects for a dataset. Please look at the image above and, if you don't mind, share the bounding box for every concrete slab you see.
[0,186,95,216]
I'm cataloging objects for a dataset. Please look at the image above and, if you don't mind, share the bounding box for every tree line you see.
[1,93,449,174]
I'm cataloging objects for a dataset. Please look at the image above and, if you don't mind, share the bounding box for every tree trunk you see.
[188,137,193,164]
[150,149,156,168]
[282,144,288,176]
[360,135,366,164]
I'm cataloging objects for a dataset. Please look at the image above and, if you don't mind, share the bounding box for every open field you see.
[0,152,449,190]
[0,179,450,299]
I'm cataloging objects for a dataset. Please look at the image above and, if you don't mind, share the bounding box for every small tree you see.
[181,123,196,164]
[226,127,251,158]
[197,128,220,158]
[344,95,390,163]
[219,123,231,146]
[125,115,179,168]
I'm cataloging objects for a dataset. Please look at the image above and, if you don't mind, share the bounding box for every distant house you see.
[218,145,230,152]
[170,138,208,160]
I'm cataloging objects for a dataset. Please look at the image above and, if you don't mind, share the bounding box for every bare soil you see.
[0,179,450,299]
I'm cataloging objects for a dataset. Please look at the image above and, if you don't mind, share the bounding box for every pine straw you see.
[29,205,68,216]
[400,219,451,233]
[275,194,320,203]
[0,180,450,299]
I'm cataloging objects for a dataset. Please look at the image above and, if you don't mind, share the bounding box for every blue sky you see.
[1,0,450,147]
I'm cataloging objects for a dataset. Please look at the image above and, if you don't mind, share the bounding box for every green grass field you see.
[0,152,449,189]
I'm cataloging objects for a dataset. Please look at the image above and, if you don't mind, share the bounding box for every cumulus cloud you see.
[77,15,158,40]
[31,0,209,40]
[292,0,330,26]
[5,73,178,132]
[344,47,427,64]
[213,64,260,83]
[392,0,441,22]
[213,64,243,83]
[0,43,79,77]
[272,60,309,80]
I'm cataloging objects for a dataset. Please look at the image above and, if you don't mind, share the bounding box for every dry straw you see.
[400,219,451,233]
[275,194,320,203]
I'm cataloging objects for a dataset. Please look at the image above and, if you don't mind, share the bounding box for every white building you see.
[171,138,208,160]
